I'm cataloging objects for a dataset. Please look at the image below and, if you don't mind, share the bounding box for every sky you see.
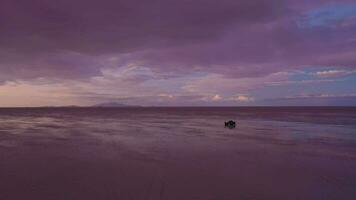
[1,0,356,107]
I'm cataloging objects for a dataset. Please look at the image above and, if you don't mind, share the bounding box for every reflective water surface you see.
[1,107,356,200]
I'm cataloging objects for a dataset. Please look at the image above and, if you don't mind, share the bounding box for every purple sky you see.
[1,0,356,106]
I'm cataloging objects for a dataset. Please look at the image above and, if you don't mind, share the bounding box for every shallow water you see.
[0,107,356,200]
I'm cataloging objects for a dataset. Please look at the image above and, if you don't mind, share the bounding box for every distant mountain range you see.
[92,102,140,107]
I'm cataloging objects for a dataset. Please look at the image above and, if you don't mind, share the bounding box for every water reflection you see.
[0,108,356,200]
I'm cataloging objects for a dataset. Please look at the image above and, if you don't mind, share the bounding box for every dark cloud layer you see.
[0,0,355,82]
[0,0,285,55]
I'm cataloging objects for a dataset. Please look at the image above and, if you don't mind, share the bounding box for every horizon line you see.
[1,105,356,108]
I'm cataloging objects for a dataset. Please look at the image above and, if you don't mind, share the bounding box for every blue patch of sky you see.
[288,66,354,80]
[251,67,356,101]
[299,4,356,28]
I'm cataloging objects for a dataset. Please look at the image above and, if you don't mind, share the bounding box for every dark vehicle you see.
[225,120,236,129]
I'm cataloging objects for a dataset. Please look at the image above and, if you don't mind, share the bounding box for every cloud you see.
[0,51,104,83]
[0,0,289,80]
[212,94,222,101]
[230,95,254,102]
[1,0,356,106]
[312,69,356,78]
[183,72,290,95]
[268,79,341,86]
[0,0,355,83]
